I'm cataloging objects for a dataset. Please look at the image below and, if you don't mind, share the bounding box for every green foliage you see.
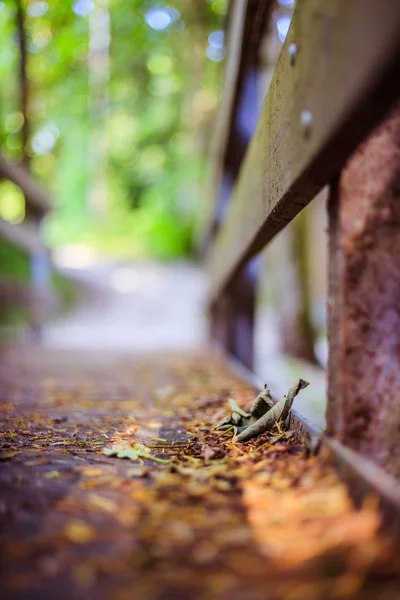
[0,0,227,259]
[0,236,30,283]
[0,180,26,223]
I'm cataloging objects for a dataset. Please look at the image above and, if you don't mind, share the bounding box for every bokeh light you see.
[277,0,295,8]
[27,2,49,18]
[147,55,174,75]
[72,0,95,17]
[31,125,59,155]
[145,6,180,31]
[0,181,25,224]
[276,16,291,42]
[4,112,24,134]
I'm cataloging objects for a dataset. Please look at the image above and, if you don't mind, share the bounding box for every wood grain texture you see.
[210,260,257,370]
[207,0,400,305]
[199,0,248,246]
[0,154,51,214]
[200,0,274,250]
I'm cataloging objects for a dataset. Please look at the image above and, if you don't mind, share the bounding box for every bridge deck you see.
[0,347,398,600]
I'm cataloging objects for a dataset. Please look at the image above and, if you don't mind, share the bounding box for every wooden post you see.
[211,260,258,370]
[326,102,400,478]
[280,212,317,363]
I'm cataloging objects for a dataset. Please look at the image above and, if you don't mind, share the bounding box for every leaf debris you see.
[215,379,309,442]
[1,352,398,600]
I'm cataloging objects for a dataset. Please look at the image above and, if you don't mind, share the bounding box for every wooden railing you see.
[0,153,52,334]
[204,0,400,486]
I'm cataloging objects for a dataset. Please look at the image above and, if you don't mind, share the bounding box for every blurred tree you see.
[15,0,29,166]
[0,0,228,259]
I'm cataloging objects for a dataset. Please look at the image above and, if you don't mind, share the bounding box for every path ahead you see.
[43,258,326,427]
[44,260,207,353]
[1,346,399,600]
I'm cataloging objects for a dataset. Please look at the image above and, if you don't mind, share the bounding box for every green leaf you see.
[103,441,170,464]
[116,447,139,460]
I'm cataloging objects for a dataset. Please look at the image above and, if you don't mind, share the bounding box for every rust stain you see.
[334,101,400,478]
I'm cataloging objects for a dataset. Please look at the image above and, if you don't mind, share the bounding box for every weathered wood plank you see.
[210,259,258,369]
[200,0,274,250]
[199,0,248,246]
[0,154,51,214]
[207,0,400,304]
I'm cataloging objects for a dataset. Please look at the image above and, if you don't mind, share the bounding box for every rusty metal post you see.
[327,102,400,478]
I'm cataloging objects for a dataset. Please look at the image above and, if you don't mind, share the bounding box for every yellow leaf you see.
[64,520,95,544]
[82,468,104,477]
[43,470,60,479]
[87,494,118,513]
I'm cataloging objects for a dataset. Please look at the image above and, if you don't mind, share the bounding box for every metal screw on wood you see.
[288,43,297,65]
[300,110,313,138]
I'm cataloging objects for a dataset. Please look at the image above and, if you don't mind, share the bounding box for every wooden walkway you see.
[2,3,400,596]
[1,346,399,600]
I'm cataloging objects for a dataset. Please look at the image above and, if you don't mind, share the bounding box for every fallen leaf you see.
[43,470,61,479]
[235,380,309,442]
[0,452,17,461]
[81,467,105,477]
[87,493,118,513]
[64,520,96,544]
[200,445,226,461]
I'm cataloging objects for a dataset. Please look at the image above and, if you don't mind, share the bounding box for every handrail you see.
[204,0,400,493]
[200,0,274,248]
[206,0,400,306]
[199,0,248,249]
[0,218,44,255]
[0,154,51,215]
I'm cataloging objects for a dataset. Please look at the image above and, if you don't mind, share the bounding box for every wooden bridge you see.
[2,1,400,599]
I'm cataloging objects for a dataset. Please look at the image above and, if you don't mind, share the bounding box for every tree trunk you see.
[16,0,29,167]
